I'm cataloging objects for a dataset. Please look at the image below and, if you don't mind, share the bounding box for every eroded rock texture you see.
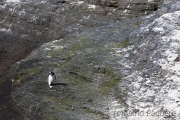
[1,0,173,120]
[0,0,161,77]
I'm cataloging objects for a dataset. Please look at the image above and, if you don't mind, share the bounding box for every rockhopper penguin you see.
[48,72,56,88]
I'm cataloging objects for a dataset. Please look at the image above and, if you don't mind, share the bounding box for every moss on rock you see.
[12,66,42,83]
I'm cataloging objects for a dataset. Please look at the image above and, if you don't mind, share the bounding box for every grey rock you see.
[3,0,180,120]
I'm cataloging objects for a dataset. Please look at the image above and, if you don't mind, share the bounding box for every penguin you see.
[48,72,56,88]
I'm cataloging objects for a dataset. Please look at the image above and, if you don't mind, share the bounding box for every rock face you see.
[9,2,180,117]
[2,0,177,120]
[116,1,180,119]
[0,0,161,77]
[9,19,137,120]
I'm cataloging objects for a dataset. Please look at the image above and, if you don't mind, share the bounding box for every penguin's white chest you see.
[48,75,54,83]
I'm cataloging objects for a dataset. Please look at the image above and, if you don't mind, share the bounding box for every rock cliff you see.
[3,0,180,120]
[0,0,161,77]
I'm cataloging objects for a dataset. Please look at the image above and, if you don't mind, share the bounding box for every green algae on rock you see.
[12,66,42,83]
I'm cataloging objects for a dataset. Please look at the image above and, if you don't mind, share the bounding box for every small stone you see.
[133,82,141,90]
[87,99,93,102]
[145,96,155,102]
[71,107,75,111]
[81,106,87,109]
[174,56,179,62]
[102,115,110,119]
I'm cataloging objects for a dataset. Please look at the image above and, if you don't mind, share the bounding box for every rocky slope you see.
[121,1,180,119]
[8,18,138,120]
[0,0,161,77]
[2,0,178,120]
